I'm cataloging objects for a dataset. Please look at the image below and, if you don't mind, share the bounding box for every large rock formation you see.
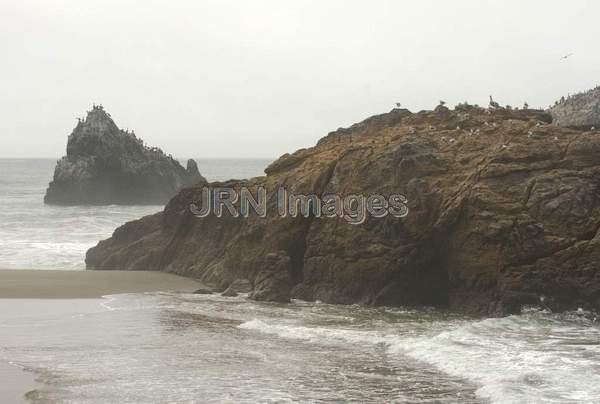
[549,86,600,128]
[45,105,206,205]
[87,104,600,316]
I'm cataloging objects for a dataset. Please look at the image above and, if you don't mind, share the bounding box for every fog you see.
[1,0,599,158]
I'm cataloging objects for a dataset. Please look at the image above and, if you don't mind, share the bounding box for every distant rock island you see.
[44,105,206,205]
[549,86,600,128]
[87,100,600,316]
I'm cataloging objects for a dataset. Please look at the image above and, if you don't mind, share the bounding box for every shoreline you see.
[0,269,203,299]
[0,269,204,402]
[0,361,40,404]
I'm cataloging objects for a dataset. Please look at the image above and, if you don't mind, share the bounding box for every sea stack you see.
[44,105,206,205]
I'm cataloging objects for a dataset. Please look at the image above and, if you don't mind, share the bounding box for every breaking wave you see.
[240,310,600,403]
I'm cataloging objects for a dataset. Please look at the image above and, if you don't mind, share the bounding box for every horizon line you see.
[0,156,276,160]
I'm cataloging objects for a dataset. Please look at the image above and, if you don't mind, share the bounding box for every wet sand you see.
[0,269,203,402]
[0,270,203,298]
[0,362,39,404]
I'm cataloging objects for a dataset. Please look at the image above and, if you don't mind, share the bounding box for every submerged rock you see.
[193,288,216,295]
[44,105,206,205]
[87,103,600,316]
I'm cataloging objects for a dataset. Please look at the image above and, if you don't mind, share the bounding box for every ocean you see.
[0,158,271,270]
[1,159,600,403]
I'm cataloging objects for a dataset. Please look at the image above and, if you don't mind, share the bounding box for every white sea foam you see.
[391,318,600,402]
[240,313,600,403]
[3,291,599,403]
[0,158,270,270]
[239,319,392,346]
[2,159,599,402]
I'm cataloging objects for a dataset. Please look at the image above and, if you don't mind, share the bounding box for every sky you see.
[1,0,599,159]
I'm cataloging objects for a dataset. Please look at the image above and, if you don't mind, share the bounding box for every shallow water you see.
[0,158,270,270]
[1,294,599,403]
[1,158,600,403]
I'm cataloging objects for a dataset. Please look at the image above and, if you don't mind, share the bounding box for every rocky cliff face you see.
[549,86,600,128]
[86,105,600,316]
[44,106,206,205]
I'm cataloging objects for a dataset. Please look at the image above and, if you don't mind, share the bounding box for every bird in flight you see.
[560,53,574,60]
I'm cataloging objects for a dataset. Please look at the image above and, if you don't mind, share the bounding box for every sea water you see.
[0,294,599,403]
[0,159,599,403]
[0,158,270,270]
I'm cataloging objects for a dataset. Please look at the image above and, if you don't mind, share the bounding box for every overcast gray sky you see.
[1,0,599,158]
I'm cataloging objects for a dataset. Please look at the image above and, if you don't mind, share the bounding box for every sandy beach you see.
[0,269,203,402]
[0,270,203,299]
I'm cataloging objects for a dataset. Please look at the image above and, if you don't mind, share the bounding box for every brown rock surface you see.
[87,105,600,316]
